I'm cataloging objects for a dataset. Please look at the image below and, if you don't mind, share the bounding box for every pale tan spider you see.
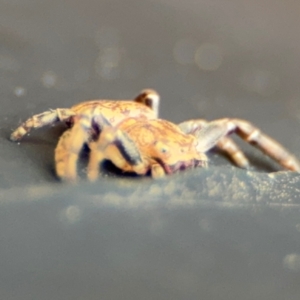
[10,90,300,181]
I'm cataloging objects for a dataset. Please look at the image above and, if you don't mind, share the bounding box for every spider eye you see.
[160,147,168,153]
[154,141,169,154]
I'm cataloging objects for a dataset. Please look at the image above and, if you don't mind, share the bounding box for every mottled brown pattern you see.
[87,118,207,181]
[118,119,195,149]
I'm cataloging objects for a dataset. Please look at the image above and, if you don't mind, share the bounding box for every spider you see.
[10,89,160,179]
[85,116,300,180]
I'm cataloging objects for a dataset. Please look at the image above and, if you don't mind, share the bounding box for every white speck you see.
[283,253,300,272]
[41,70,57,88]
[173,38,199,65]
[195,43,223,71]
[14,86,26,97]
[62,205,81,223]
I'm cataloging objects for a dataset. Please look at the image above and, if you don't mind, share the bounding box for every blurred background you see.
[1,0,300,299]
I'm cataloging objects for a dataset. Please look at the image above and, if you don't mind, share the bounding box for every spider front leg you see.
[87,126,148,181]
[151,163,167,178]
[10,108,76,141]
[178,120,250,168]
[55,116,91,181]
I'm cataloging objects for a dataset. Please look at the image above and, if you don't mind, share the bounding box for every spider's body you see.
[10,89,300,181]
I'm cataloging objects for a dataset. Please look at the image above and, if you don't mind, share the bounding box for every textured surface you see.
[1,0,300,299]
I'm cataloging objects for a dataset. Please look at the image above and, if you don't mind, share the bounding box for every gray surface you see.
[1,0,300,299]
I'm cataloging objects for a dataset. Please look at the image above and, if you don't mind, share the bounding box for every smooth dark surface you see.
[1,0,300,299]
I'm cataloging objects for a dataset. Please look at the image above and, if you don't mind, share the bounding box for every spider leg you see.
[215,136,249,168]
[187,118,300,172]
[55,116,90,181]
[86,141,106,182]
[55,129,74,180]
[151,163,166,178]
[178,119,250,168]
[87,126,146,181]
[178,119,208,133]
[134,89,160,118]
[10,108,76,142]
[228,118,300,171]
